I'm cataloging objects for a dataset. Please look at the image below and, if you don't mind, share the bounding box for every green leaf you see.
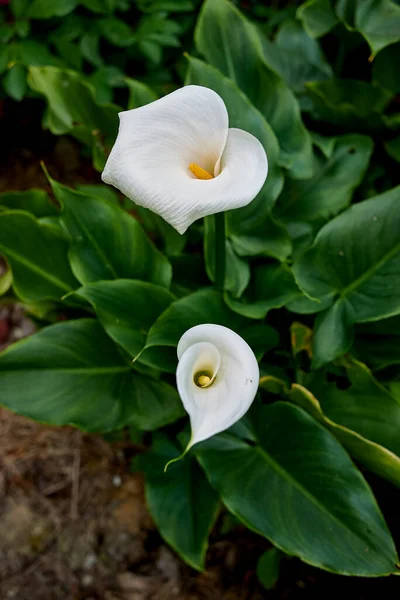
[12,40,61,67]
[27,67,119,168]
[286,294,332,315]
[0,189,59,218]
[195,402,398,576]
[140,289,248,372]
[0,260,12,297]
[54,39,82,70]
[49,179,172,288]
[90,65,124,104]
[354,316,400,370]
[0,211,79,303]
[194,0,313,180]
[230,215,292,262]
[75,183,120,205]
[274,134,373,224]
[293,186,400,366]
[80,0,117,12]
[27,0,78,19]
[385,135,400,162]
[137,433,219,571]
[98,17,135,47]
[10,0,30,19]
[134,206,187,258]
[125,77,158,109]
[257,548,281,591]
[185,55,284,251]
[288,361,400,488]
[77,280,175,358]
[225,264,300,319]
[312,300,354,369]
[290,321,313,357]
[49,13,86,42]
[204,215,250,299]
[27,66,119,134]
[0,47,8,76]
[3,64,27,101]
[15,20,30,38]
[336,0,400,57]
[0,319,183,431]
[260,19,333,94]
[306,79,392,130]
[137,0,194,11]
[80,31,104,68]
[297,0,339,38]
[373,43,400,95]
[138,40,162,64]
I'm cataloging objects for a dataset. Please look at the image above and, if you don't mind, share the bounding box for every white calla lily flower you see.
[102,85,268,234]
[175,324,259,456]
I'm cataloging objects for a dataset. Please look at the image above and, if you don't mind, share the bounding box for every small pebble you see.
[112,475,122,487]
[83,552,97,570]
[82,573,94,587]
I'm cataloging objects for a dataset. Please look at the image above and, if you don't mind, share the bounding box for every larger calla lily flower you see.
[175,324,259,454]
[102,85,268,234]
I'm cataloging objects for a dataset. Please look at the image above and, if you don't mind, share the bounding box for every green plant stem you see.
[214,211,226,291]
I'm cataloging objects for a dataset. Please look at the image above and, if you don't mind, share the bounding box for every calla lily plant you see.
[102,85,268,234]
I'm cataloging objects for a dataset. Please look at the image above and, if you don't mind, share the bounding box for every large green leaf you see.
[27,67,120,169]
[285,365,400,489]
[195,402,398,576]
[297,0,339,38]
[185,56,283,243]
[336,0,400,57]
[306,79,392,130]
[260,19,333,94]
[0,189,59,218]
[140,289,247,372]
[49,179,172,287]
[0,211,78,302]
[77,280,175,358]
[293,186,400,367]
[0,319,183,432]
[274,134,373,224]
[310,361,400,459]
[137,433,219,571]
[225,264,300,319]
[195,0,313,179]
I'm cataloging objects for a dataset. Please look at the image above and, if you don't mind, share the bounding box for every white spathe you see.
[102,85,268,234]
[176,324,259,449]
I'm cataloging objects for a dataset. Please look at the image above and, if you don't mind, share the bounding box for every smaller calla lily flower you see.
[165,324,259,469]
[102,85,268,234]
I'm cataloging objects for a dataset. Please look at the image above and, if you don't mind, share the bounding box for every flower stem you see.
[214,212,226,292]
